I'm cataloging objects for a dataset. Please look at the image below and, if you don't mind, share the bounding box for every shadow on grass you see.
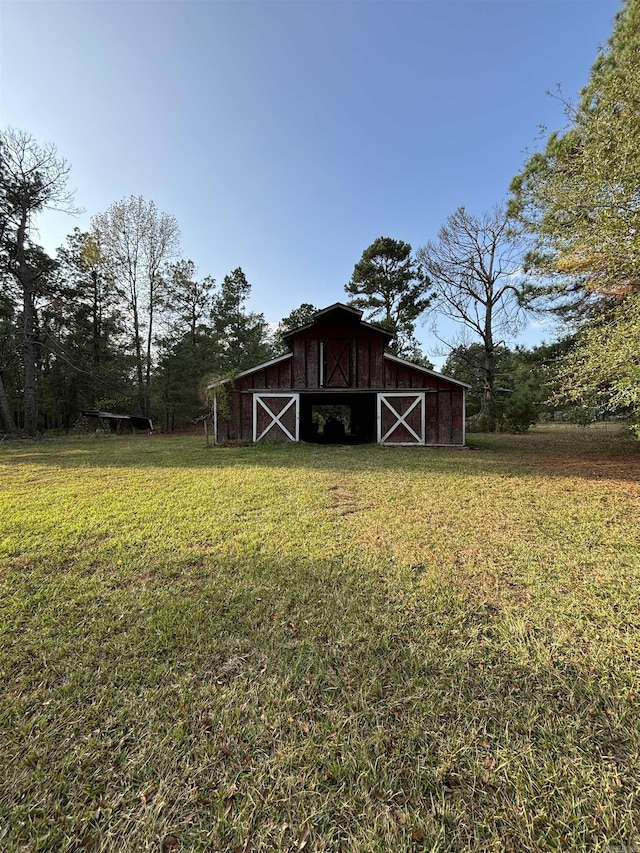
[1,548,639,851]
[2,424,640,483]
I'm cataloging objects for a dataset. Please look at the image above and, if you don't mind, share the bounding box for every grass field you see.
[1,425,639,852]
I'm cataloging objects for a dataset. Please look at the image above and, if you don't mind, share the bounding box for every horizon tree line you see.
[2,0,639,438]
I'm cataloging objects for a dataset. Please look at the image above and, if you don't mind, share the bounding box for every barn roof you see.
[384,353,471,388]
[207,352,293,388]
[207,340,470,390]
[282,302,394,342]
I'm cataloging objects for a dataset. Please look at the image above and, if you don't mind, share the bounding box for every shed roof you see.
[207,352,293,388]
[384,353,471,388]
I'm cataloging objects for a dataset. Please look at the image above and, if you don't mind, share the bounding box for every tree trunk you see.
[91,269,100,406]
[0,372,17,434]
[483,303,496,431]
[484,347,496,431]
[132,305,145,416]
[16,209,39,437]
[145,291,153,420]
[22,288,38,436]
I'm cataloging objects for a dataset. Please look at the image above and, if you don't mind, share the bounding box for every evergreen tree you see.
[345,237,431,357]
[50,229,132,420]
[0,287,18,433]
[0,128,76,435]
[273,302,318,354]
[153,260,219,430]
[509,0,640,430]
[210,267,272,373]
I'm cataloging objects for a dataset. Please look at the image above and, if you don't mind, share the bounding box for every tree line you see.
[0,144,540,438]
[1,0,638,437]
[0,136,275,436]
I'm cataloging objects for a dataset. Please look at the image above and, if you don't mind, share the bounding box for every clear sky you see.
[0,0,621,365]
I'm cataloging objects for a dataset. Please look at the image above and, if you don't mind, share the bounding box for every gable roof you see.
[206,303,470,391]
[282,302,394,342]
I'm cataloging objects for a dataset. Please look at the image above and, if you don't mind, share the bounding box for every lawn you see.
[1,426,639,852]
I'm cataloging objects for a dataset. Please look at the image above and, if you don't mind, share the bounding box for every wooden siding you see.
[285,328,389,391]
[425,393,438,445]
[214,304,466,445]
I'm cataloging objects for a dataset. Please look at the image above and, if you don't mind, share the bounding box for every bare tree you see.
[0,128,78,436]
[417,206,527,430]
[91,197,180,417]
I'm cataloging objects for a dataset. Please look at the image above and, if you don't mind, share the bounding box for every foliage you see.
[154,330,222,431]
[91,196,181,417]
[210,267,273,373]
[153,261,219,430]
[1,429,640,850]
[509,0,640,431]
[418,206,529,431]
[272,302,318,353]
[0,288,18,433]
[162,259,215,344]
[444,341,565,432]
[0,127,77,434]
[554,291,640,436]
[345,236,431,357]
[510,0,640,302]
[48,229,133,419]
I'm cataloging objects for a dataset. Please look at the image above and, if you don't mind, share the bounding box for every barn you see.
[211,303,469,446]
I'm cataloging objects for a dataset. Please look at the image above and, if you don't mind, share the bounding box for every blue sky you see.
[0,0,621,365]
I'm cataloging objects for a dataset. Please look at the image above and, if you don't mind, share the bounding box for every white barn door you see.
[253,393,300,442]
[377,392,425,445]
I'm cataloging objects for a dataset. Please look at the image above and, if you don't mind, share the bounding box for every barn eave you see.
[206,352,294,388]
[281,302,394,343]
[383,353,472,389]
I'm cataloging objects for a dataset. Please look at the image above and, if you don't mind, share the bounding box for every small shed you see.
[82,410,154,433]
[211,303,468,446]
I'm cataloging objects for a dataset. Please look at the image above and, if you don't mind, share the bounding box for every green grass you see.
[1,426,639,851]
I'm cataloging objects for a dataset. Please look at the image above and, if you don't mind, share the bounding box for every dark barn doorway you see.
[299,393,376,443]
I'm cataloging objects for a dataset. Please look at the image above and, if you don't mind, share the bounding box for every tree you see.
[553,291,640,434]
[417,206,528,431]
[443,342,511,418]
[51,228,131,417]
[443,341,562,432]
[163,259,215,346]
[509,0,640,430]
[91,197,180,417]
[510,0,640,304]
[0,128,77,435]
[0,289,17,433]
[154,260,218,430]
[345,237,431,356]
[272,302,318,354]
[210,267,272,373]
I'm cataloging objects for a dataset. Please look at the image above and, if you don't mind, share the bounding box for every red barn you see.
[212,303,468,446]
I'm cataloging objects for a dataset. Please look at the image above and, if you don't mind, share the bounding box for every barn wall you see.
[289,327,388,390]
[213,326,466,445]
[217,387,465,445]
[434,390,465,445]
